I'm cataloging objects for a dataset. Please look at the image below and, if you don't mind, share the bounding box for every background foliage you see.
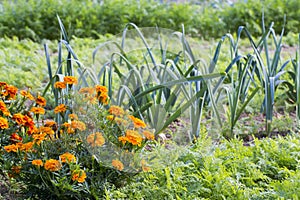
[0,0,299,41]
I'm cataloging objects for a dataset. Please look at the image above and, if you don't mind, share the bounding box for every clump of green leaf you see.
[106,134,300,199]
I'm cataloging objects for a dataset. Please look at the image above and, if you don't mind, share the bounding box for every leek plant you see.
[93,24,224,138]
[235,18,289,136]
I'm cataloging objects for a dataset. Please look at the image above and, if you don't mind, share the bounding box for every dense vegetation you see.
[0,0,299,41]
[1,0,300,199]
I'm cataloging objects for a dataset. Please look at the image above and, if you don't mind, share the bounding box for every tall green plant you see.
[93,24,224,138]
[284,34,300,126]
[235,19,289,135]
[43,16,85,127]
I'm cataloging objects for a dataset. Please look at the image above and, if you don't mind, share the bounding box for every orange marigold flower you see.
[108,105,125,116]
[36,95,47,107]
[62,122,70,127]
[70,120,86,131]
[32,133,47,145]
[32,159,43,167]
[44,120,57,127]
[23,115,35,128]
[44,159,61,172]
[67,127,75,134]
[0,117,9,129]
[118,136,128,145]
[128,115,147,128]
[0,101,10,116]
[112,159,124,171]
[79,87,95,95]
[30,107,45,115]
[95,85,108,93]
[20,90,35,100]
[0,82,7,88]
[12,113,25,125]
[10,133,22,142]
[63,76,78,85]
[87,132,105,147]
[125,130,143,146]
[95,85,109,105]
[143,130,155,140]
[22,142,34,152]
[39,126,54,135]
[59,152,76,163]
[4,144,18,153]
[72,170,87,183]
[27,125,38,135]
[54,104,67,114]
[3,85,18,99]
[68,113,78,120]
[54,81,66,89]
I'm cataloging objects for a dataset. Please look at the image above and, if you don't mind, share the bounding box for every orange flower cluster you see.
[0,116,9,129]
[106,105,154,147]
[72,170,87,183]
[44,159,61,172]
[1,84,18,100]
[62,120,86,134]
[121,130,143,146]
[63,76,78,85]
[59,152,76,163]
[12,113,36,134]
[36,95,47,107]
[69,113,78,120]
[86,132,105,147]
[32,159,43,167]
[10,133,23,143]
[128,115,147,128]
[77,85,110,105]
[4,142,34,153]
[54,104,67,114]
[95,85,109,105]
[0,101,10,116]
[109,106,125,116]
[20,90,35,100]
[142,130,155,140]
[112,159,124,171]
[53,76,78,90]
[30,107,45,115]
[54,81,66,89]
